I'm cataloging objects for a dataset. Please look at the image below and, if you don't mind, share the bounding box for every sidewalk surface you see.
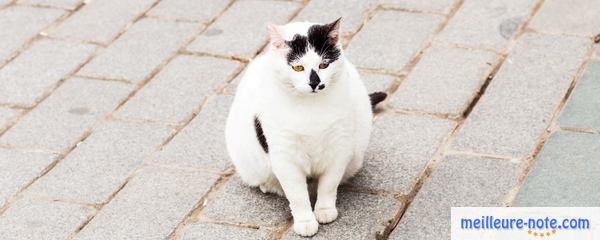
[1,0,599,239]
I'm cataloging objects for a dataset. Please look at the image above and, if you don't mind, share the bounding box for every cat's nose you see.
[309,70,320,90]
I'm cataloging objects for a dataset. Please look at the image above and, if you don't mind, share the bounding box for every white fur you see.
[225,21,372,237]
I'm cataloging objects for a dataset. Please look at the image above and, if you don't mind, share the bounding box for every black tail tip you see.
[369,91,387,111]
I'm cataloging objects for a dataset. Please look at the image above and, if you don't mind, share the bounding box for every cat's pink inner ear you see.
[268,24,287,49]
[328,18,341,44]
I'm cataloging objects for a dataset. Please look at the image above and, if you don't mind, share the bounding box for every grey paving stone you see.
[0,107,21,132]
[284,192,401,240]
[438,0,537,50]
[452,33,590,159]
[19,0,81,10]
[48,0,156,43]
[294,0,378,37]
[390,46,498,115]
[0,78,133,152]
[389,155,520,240]
[180,223,271,240]
[346,10,443,72]
[349,113,454,194]
[0,198,95,240]
[148,0,230,23]
[27,121,173,204]
[200,176,290,226]
[78,18,198,83]
[0,5,65,64]
[116,56,239,123]
[187,0,300,58]
[0,149,58,207]
[0,39,96,107]
[513,131,600,206]
[151,95,233,171]
[75,167,219,240]
[381,0,457,14]
[559,61,600,131]
[529,0,600,36]
[360,71,395,94]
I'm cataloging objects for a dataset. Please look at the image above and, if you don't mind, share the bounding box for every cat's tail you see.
[369,91,387,111]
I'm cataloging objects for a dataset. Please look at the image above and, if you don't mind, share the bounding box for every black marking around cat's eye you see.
[254,116,268,153]
[285,34,308,64]
[307,21,341,63]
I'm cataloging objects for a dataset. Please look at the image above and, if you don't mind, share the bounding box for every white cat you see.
[224,18,386,237]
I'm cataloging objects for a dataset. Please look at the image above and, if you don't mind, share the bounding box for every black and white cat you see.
[225,18,386,236]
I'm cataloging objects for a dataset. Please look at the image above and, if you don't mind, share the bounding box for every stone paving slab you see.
[148,0,231,23]
[437,0,537,50]
[74,166,219,240]
[49,0,156,44]
[78,18,199,83]
[349,113,454,194]
[389,155,520,240]
[0,149,58,207]
[27,121,173,204]
[390,46,498,115]
[382,0,457,14]
[151,95,234,171]
[19,0,81,10]
[529,0,600,37]
[116,55,239,124]
[558,61,600,131]
[180,222,272,240]
[0,108,21,132]
[0,198,95,240]
[0,5,65,64]
[199,176,290,227]
[513,131,600,206]
[0,78,133,152]
[0,39,96,107]
[187,0,300,59]
[452,33,591,159]
[283,192,401,240]
[347,10,443,72]
[294,0,377,38]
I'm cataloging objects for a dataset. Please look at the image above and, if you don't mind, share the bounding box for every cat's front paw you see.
[293,218,319,237]
[314,207,338,224]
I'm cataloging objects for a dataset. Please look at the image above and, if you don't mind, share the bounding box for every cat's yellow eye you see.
[292,65,304,72]
[319,63,329,69]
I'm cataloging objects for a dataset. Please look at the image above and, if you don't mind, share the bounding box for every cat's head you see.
[267,18,343,94]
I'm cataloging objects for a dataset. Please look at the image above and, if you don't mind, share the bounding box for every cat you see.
[224,18,386,237]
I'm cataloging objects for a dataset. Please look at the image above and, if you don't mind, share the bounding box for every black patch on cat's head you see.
[307,19,341,63]
[285,34,307,64]
[283,19,341,65]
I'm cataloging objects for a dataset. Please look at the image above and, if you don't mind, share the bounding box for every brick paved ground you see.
[0,0,599,239]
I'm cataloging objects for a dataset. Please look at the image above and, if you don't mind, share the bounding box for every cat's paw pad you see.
[314,207,338,224]
[293,219,319,237]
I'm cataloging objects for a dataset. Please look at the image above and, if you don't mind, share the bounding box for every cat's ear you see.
[327,18,341,44]
[268,23,287,49]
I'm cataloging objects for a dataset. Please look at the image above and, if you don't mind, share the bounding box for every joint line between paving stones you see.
[15,2,77,11]
[560,127,600,136]
[503,40,598,206]
[379,6,448,17]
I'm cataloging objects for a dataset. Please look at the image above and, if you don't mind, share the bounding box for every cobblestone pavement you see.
[1,0,599,239]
